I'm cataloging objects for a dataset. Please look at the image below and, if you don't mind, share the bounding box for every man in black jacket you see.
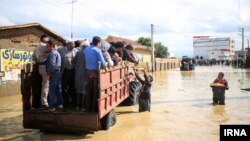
[134,69,153,112]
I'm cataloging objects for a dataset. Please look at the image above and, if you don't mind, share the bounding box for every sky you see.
[0,0,250,57]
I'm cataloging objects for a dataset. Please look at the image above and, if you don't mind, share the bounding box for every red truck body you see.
[21,65,129,133]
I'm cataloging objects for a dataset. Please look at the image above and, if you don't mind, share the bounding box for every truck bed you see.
[21,65,129,133]
[23,109,99,133]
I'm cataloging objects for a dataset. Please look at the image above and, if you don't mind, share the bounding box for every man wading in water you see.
[211,72,229,105]
[134,68,153,112]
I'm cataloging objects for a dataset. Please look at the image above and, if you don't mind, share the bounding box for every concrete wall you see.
[139,58,181,72]
[133,49,152,63]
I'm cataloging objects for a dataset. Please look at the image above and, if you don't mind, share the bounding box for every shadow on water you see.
[116,111,138,115]
[212,105,226,116]
[0,108,21,113]
[37,133,90,141]
[208,105,229,124]
[0,107,91,141]
[0,114,27,141]
[2,133,90,141]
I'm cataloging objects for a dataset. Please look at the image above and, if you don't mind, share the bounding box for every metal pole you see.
[70,0,77,39]
[248,39,249,54]
[151,24,155,72]
[242,27,245,62]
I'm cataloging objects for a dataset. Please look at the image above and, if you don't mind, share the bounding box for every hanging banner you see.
[0,49,33,81]
[193,37,230,47]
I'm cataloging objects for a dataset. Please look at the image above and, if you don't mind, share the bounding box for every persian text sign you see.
[0,49,33,81]
[193,37,230,47]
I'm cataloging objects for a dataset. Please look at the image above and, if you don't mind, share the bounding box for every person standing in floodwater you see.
[134,69,153,112]
[211,72,229,105]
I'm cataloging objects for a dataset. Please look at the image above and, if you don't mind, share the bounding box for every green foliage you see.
[154,42,169,58]
[137,36,169,58]
[137,37,151,47]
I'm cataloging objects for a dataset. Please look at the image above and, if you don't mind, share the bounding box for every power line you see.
[41,0,101,38]
[154,25,192,37]
[42,0,97,21]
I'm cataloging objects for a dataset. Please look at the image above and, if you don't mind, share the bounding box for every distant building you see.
[193,36,235,60]
[235,48,250,59]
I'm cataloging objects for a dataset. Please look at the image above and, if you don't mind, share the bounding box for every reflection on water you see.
[0,66,250,141]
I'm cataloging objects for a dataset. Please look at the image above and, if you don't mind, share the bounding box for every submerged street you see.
[0,66,250,141]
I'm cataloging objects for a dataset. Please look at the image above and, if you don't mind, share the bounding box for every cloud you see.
[0,16,14,26]
[0,0,250,56]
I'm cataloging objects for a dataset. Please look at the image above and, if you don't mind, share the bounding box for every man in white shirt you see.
[32,34,50,109]
[57,40,78,107]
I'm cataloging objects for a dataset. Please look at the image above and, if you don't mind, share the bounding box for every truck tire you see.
[110,109,117,126]
[101,110,112,130]
[101,109,116,130]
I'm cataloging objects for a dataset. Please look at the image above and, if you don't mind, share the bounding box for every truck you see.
[21,64,129,133]
[180,56,195,71]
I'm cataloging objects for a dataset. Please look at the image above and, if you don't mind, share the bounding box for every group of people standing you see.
[32,35,140,112]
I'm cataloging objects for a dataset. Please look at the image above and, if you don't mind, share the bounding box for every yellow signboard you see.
[0,71,5,77]
[0,49,33,81]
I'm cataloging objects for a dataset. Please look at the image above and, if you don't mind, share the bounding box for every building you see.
[0,23,65,51]
[105,35,152,64]
[193,36,235,60]
[0,23,66,82]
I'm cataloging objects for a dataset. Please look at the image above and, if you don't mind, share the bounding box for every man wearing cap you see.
[84,36,107,112]
[57,40,78,108]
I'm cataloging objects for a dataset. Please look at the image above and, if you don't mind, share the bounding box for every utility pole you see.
[151,24,155,72]
[70,0,77,39]
[239,27,245,62]
[242,27,245,61]
[248,39,249,54]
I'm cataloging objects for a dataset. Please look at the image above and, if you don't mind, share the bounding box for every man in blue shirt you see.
[85,37,107,70]
[84,36,107,112]
[46,41,63,111]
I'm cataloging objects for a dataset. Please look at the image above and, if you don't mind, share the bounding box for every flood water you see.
[0,66,250,141]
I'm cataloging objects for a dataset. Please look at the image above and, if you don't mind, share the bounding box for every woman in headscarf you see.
[100,41,114,67]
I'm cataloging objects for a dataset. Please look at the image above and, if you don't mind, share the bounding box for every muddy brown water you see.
[0,66,250,141]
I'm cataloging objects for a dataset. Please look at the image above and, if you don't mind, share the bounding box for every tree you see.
[137,37,151,47]
[154,42,169,58]
[137,36,169,58]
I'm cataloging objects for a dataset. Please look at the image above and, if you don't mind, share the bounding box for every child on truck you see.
[134,68,153,112]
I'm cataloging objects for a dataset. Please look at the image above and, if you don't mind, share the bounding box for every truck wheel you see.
[110,109,117,126]
[101,109,112,130]
[101,109,116,130]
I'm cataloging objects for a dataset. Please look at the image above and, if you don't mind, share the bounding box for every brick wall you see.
[0,27,63,51]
